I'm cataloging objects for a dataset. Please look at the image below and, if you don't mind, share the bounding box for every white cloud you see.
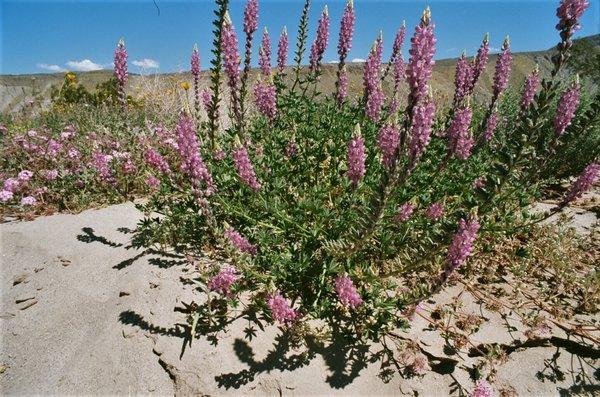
[132,58,159,69]
[37,63,66,72]
[351,58,366,63]
[328,60,339,64]
[66,59,103,71]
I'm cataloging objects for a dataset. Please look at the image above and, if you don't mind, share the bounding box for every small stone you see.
[122,328,137,339]
[119,291,131,297]
[34,267,44,273]
[15,296,35,304]
[0,364,7,374]
[18,299,38,310]
[13,273,29,286]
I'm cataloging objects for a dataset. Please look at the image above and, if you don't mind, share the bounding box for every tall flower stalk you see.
[113,39,128,111]
[335,0,355,104]
[239,0,259,136]
[277,26,288,76]
[309,6,330,75]
[259,28,272,77]
[291,0,311,92]
[383,21,406,82]
[191,44,201,115]
[363,34,384,122]
[221,12,243,131]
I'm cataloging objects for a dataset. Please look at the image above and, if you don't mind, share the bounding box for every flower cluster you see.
[394,203,416,222]
[562,162,600,205]
[377,124,400,167]
[556,0,590,38]
[259,28,272,76]
[445,217,480,276]
[208,266,241,297]
[492,37,512,100]
[469,34,489,93]
[224,228,258,254]
[483,110,499,142]
[277,27,288,74]
[243,0,259,35]
[221,13,241,96]
[337,0,355,62]
[334,275,363,308]
[113,39,128,108]
[309,6,330,73]
[520,67,539,110]
[406,8,436,104]
[337,65,349,103]
[145,148,171,175]
[425,202,444,220]
[554,80,580,137]
[408,98,436,167]
[347,125,366,186]
[267,293,298,324]
[253,80,277,122]
[453,52,474,106]
[232,146,262,191]
[175,113,214,193]
[470,380,493,397]
[447,106,474,160]
[363,35,384,122]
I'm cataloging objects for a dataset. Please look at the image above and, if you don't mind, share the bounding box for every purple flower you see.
[453,51,474,106]
[394,203,416,222]
[492,37,512,100]
[224,228,257,255]
[364,35,384,122]
[556,0,590,38]
[285,139,297,158]
[425,202,444,220]
[232,146,262,191]
[21,196,37,206]
[0,190,13,202]
[562,162,600,205]
[406,8,436,105]
[208,266,241,297]
[391,23,407,94]
[337,0,355,62]
[277,26,288,74]
[377,124,400,167]
[469,33,489,93]
[221,13,241,98]
[114,39,128,108]
[267,292,298,324]
[259,28,272,77]
[191,44,200,77]
[347,125,366,186]
[445,217,480,275]
[175,113,214,193]
[520,67,539,110]
[3,178,19,193]
[309,6,330,74]
[483,110,499,142]
[554,80,580,137]
[201,88,212,110]
[447,106,474,160]
[243,0,259,35]
[146,175,160,189]
[334,275,363,308]
[337,65,349,104]
[472,176,486,189]
[18,170,33,182]
[45,169,59,181]
[408,98,436,167]
[145,148,171,174]
[253,80,277,122]
[92,151,114,183]
[470,380,493,397]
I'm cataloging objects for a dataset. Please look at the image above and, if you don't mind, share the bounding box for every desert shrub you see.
[127,0,599,347]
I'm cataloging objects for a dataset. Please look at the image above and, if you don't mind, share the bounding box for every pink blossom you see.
[277,27,288,74]
[406,8,436,105]
[425,202,444,220]
[520,68,539,110]
[213,150,226,161]
[347,126,366,186]
[221,14,241,98]
[469,34,489,93]
[337,65,349,104]
[285,139,297,158]
[470,380,493,397]
[364,35,384,122]
[243,0,259,35]
[472,176,486,189]
[259,28,272,77]
[267,292,298,325]
[3,178,19,192]
[208,266,241,297]
[483,111,499,142]
[309,6,330,74]
[21,196,37,206]
[253,81,277,122]
[562,162,600,205]
[408,98,436,167]
[92,151,114,183]
[45,169,59,181]
[114,39,128,108]
[492,37,512,100]
[337,0,355,62]
[232,146,262,191]
[377,124,400,167]
[453,51,474,106]
[394,203,416,222]
[145,148,171,174]
[334,275,363,308]
[175,113,214,193]
[191,44,200,77]
[0,190,13,202]
[224,228,257,254]
[201,88,212,110]
[556,0,590,37]
[18,170,33,182]
[68,148,80,159]
[554,81,580,137]
[447,106,473,160]
[445,217,480,275]
[146,175,160,189]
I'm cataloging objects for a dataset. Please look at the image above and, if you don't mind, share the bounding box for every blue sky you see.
[1,0,599,75]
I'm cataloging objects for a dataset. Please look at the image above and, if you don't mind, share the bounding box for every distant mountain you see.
[1,34,598,114]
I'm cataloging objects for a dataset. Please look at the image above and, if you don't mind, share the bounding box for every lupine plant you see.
[129,0,599,346]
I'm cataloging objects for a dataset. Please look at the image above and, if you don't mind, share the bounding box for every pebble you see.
[18,299,38,310]
[119,291,131,297]
[15,296,35,304]
[12,273,30,286]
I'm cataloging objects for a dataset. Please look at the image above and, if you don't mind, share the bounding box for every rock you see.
[122,328,137,339]
[119,291,130,297]
[58,257,71,267]
[12,273,29,286]
[34,267,44,273]
[15,296,35,304]
[0,364,7,374]
[18,299,38,310]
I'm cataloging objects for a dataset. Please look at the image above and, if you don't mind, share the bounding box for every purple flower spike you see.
[470,380,493,397]
[337,65,349,104]
[254,80,277,122]
[520,66,539,110]
[392,22,407,94]
[259,27,272,77]
[208,266,241,297]
[556,0,590,38]
[408,97,436,167]
[445,217,480,276]
[377,124,400,167]
[483,110,499,142]
[243,0,259,35]
[469,33,489,93]
[425,202,444,220]
[447,106,474,160]
[267,293,298,325]
[347,124,366,186]
[175,113,214,193]
[562,162,599,205]
[114,39,128,108]
[453,51,474,106]
[492,37,512,100]
[309,6,330,74]
[221,13,241,97]
[394,203,416,222]
[364,34,384,122]
[554,79,580,137]
[277,26,288,74]
[334,275,363,308]
[337,0,355,62]
[191,44,201,112]
[232,145,262,191]
[406,8,436,105]
[224,228,257,255]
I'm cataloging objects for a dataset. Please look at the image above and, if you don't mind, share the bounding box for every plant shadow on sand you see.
[78,225,600,393]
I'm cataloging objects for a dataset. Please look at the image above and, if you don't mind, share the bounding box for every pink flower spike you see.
[224,228,257,255]
[208,266,241,297]
[377,124,400,167]
[445,217,480,275]
[309,6,330,74]
[447,106,474,160]
[337,0,355,62]
[334,275,363,308]
[470,380,493,397]
[259,27,272,77]
[277,26,288,74]
[492,37,512,100]
[394,203,416,222]
[554,80,580,137]
[347,124,366,186]
[406,8,436,105]
[562,162,600,206]
[425,202,444,220]
[267,292,298,325]
[243,0,259,35]
[520,66,539,110]
[232,145,262,192]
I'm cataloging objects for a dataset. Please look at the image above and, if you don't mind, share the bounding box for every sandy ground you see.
[1,201,598,396]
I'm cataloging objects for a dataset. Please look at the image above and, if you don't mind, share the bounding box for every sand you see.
[1,201,598,395]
